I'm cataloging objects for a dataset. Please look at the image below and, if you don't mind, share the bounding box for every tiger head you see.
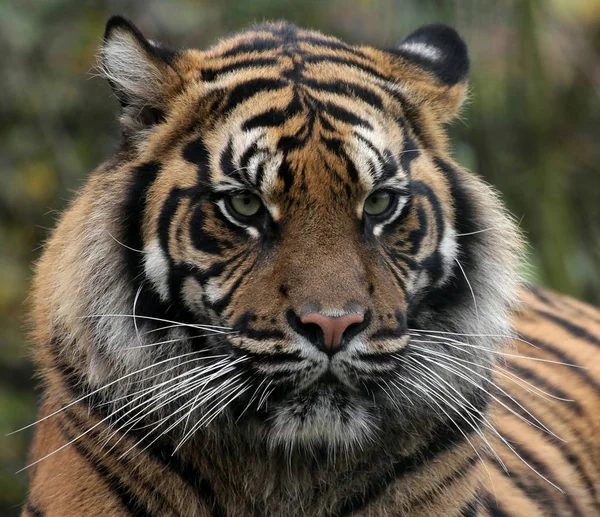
[34,17,523,454]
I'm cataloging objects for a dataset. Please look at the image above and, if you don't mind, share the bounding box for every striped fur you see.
[22,17,600,516]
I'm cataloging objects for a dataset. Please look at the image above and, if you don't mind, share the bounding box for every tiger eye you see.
[230,193,262,217]
[364,191,391,216]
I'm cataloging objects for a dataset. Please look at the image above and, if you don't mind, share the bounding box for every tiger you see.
[21,15,600,517]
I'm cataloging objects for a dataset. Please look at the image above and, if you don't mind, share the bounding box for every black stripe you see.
[460,498,480,517]
[209,257,258,315]
[409,159,478,323]
[381,254,407,291]
[410,455,479,511]
[50,342,227,517]
[183,136,212,185]
[231,312,287,342]
[321,136,359,183]
[201,58,279,81]
[222,78,287,113]
[489,457,556,516]
[122,162,161,283]
[496,390,600,507]
[242,108,288,131]
[190,204,229,254]
[533,308,600,348]
[238,142,260,171]
[496,428,586,517]
[219,138,242,182]
[504,360,583,415]
[323,101,373,129]
[399,123,419,174]
[25,502,44,517]
[328,401,487,517]
[302,78,384,110]
[483,492,513,517]
[380,150,399,182]
[277,159,294,191]
[518,331,600,397]
[59,421,155,517]
[220,38,280,58]
[298,36,371,60]
[354,133,385,166]
[381,85,430,149]
[527,285,561,310]
[304,54,389,82]
[403,203,428,255]
[120,163,200,328]
[560,297,600,325]
[501,365,600,509]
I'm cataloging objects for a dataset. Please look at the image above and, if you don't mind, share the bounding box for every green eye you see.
[364,191,392,216]
[229,192,262,217]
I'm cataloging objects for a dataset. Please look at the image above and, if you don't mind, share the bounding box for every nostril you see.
[286,310,325,347]
[298,311,365,355]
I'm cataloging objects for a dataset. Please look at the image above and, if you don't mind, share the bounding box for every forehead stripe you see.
[201,57,279,82]
[298,35,371,60]
[277,159,294,191]
[303,78,384,110]
[242,108,288,132]
[182,137,211,184]
[323,102,373,130]
[220,38,281,58]
[321,136,359,183]
[304,55,389,83]
[222,78,287,114]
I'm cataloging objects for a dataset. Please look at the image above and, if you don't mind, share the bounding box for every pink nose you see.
[300,312,364,352]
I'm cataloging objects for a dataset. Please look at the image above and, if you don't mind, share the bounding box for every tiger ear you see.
[100,16,181,136]
[390,24,469,122]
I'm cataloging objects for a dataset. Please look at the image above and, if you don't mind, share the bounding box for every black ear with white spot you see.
[396,23,469,86]
[390,24,469,122]
[100,16,181,137]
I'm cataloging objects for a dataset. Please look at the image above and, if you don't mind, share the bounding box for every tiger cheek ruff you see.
[22,15,600,517]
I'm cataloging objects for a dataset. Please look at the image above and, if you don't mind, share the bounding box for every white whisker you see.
[454,258,479,322]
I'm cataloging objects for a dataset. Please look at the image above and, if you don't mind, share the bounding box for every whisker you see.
[408,345,572,403]
[396,367,501,482]
[408,328,541,350]
[454,258,479,322]
[407,350,564,442]
[105,230,146,253]
[132,284,144,348]
[81,313,232,334]
[409,335,583,369]
[144,323,233,335]
[8,351,210,436]
[127,331,239,349]
[455,227,498,237]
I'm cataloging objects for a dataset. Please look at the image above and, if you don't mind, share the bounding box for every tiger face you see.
[42,18,522,453]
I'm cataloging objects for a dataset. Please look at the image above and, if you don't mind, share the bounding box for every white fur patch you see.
[399,42,442,61]
[437,225,459,286]
[143,239,170,301]
[266,392,375,450]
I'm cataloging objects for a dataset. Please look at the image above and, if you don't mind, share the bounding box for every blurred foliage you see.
[0,0,599,514]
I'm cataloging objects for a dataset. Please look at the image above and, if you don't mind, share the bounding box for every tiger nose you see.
[300,312,365,354]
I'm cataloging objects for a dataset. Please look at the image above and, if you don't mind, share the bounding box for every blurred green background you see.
[1,0,599,514]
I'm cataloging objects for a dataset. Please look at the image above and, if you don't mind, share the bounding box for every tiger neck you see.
[183,428,485,516]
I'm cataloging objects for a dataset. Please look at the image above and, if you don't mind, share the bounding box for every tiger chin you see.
[22,15,600,517]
